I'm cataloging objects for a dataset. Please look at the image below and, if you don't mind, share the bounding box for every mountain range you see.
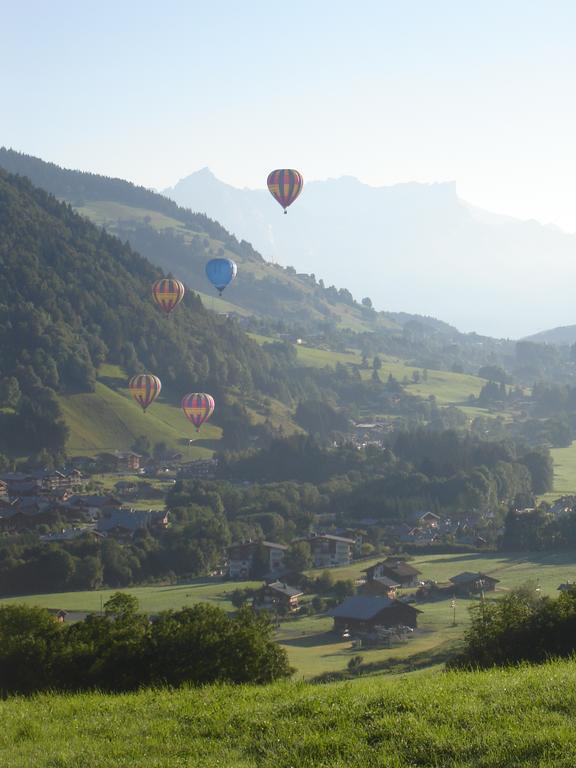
[164,170,576,339]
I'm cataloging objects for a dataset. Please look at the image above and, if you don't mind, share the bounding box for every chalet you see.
[358,574,400,599]
[178,459,219,479]
[114,480,138,497]
[64,494,121,521]
[329,595,421,634]
[300,533,355,568]
[365,558,422,588]
[0,469,84,498]
[557,582,576,592]
[97,508,169,537]
[409,511,441,528]
[40,527,103,543]
[0,499,59,530]
[98,451,142,472]
[449,572,499,596]
[227,541,288,579]
[0,472,42,497]
[255,581,303,613]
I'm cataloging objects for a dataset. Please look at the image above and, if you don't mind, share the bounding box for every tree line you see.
[0,593,290,696]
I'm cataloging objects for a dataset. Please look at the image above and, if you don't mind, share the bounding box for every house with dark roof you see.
[449,572,499,596]
[358,574,400,599]
[364,559,422,588]
[227,541,289,579]
[255,581,303,613]
[409,511,441,528]
[97,508,169,537]
[178,459,219,479]
[299,533,355,568]
[329,595,421,634]
[98,451,142,471]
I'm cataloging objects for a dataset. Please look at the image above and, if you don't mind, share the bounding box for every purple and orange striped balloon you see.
[129,374,162,412]
[267,169,303,213]
[181,392,215,432]
[152,278,185,315]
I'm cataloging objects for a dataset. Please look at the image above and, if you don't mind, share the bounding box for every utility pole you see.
[478,578,486,624]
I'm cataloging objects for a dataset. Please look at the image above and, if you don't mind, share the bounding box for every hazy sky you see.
[4,1,576,230]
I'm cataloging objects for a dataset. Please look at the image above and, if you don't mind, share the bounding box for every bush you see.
[0,595,292,696]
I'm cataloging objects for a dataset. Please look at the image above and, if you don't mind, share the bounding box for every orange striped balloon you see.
[181,392,215,432]
[267,169,303,213]
[152,278,185,315]
[129,374,162,412]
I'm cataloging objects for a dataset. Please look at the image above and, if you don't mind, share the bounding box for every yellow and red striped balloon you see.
[181,392,215,432]
[129,374,162,412]
[267,169,303,213]
[152,278,185,315]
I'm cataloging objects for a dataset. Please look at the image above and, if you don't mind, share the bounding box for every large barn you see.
[329,595,421,634]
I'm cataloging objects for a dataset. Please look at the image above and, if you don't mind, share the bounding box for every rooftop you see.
[329,596,420,620]
[449,572,499,585]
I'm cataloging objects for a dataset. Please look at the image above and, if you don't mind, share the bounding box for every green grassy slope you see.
[251,333,488,406]
[58,365,221,457]
[2,659,576,767]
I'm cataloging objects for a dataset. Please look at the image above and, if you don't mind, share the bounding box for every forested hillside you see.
[1,148,534,379]
[0,148,397,334]
[0,169,327,456]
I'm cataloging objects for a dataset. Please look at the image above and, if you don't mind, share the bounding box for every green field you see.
[248,333,488,407]
[2,659,576,766]
[57,364,221,457]
[548,442,576,496]
[5,551,576,680]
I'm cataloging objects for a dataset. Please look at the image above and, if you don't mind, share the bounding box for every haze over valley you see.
[165,169,576,339]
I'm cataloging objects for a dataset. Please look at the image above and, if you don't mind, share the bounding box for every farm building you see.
[364,558,422,588]
[329,595,421,634]
[98,451,142,471]
[97,508,169,537]
[255,582,303,613]
[409,511,441,528]
[449,572,499,596]
[358,574,399,599]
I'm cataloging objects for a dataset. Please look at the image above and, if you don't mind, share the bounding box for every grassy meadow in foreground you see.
[2,659,576,767]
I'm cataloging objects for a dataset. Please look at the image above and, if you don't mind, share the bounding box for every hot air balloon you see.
[267,169,303,213]
[182,392,215,432]
[205,258,237,295]
[152,278,185,315]
[129,374,162,412]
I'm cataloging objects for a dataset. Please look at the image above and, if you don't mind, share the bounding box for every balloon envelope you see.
[152,278,185,315]
[182,392,215,431]
[267,169,303,212]
[129,374,162,412]
[205,258,237,295]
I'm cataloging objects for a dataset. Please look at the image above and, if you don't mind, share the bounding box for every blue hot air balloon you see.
[205,258,237,295]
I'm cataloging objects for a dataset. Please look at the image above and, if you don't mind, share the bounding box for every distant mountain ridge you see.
[164,169,576,338]
[524,325,576,346]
